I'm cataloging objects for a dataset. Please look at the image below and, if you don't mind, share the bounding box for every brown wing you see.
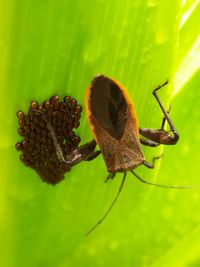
[85,75,144,172]
[90,106,144,173]
[89,75,128,140]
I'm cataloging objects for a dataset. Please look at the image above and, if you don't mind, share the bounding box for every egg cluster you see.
[15,95,82,184]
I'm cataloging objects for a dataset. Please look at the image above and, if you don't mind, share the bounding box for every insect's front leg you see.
[139,80,179,146]
[70,140,101,166]
[32,108,100,165]
[51,135,100,166]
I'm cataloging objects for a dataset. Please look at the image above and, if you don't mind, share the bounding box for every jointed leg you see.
[153,80,179,144]
[140,138,159,147]
[143,155,163,169]
[140,104,171,147]
[31,108,100,165]
[68,140,100,166]
[139,80,179,145]
[104,172,116,183]
[84,150,101,161]
[160,105,171,130]
[47,117,99,165]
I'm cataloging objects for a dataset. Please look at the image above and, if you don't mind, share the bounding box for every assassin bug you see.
[38,75,192,235]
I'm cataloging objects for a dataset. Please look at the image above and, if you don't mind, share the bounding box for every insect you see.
[47,75,191,235]
[83,75,193,235]
[16,95,97,184]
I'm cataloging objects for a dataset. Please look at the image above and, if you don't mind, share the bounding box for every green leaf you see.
[0,1,199,267]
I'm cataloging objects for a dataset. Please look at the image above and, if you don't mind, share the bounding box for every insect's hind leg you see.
[153,80,179,144]
[140,104,171,147]
[160,105,171,130]
[139,80,179,145]
[140,138,159,147]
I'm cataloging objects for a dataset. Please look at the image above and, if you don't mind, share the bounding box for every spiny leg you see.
[140,138,159,147]
[130,171,194,189]
[161,105,171,130]
[139,81,179,145]
[47,120,99,165]
[85,172,127,236]
[31,108,99,165]
[140,105,171,148]
[46,118,97,166]
[43,116,71,163]
[69,139,100,165]
[31,108,71,164]
[153,80,179,144]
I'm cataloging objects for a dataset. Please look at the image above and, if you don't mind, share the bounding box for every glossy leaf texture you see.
[0,0,200,267]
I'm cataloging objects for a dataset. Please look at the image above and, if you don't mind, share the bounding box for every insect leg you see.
[140,138,159,147]
[130,171,194,189]
[47,117,99,165]
[71,140,100,165]
[43,116,71,163]
[153,80,179,144]
[143,155,163,169]
[104,172,116,183]
[160,105,171,130]
[48,127,98,166]
[49,124,97,166]
[30,108,72,164]
[84,150,101,161]
[139,81,179,145]
[31,108,99,165]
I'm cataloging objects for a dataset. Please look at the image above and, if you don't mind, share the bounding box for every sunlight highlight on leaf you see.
[150,225,200,267]
[180,0,200,28]
[173,35,200,96]
[1,1,200,267]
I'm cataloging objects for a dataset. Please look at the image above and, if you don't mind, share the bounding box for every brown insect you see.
[26,76,191,235]
[83,75,193,235]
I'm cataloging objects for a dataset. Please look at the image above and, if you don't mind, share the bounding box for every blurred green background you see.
[0,0,200,266]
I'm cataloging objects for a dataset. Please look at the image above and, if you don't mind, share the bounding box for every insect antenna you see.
[130,171,195,189]
[85,172,127,236]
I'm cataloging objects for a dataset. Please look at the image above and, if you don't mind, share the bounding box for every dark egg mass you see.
[16,96,82,185]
